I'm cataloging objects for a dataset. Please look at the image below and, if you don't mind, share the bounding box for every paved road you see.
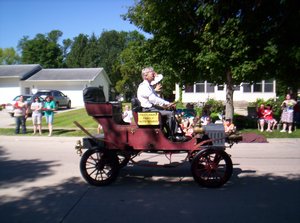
[0,136,299,223]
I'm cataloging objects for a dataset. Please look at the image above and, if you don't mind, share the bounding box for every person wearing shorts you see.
[43,96,56,136]
[31,96,43,135]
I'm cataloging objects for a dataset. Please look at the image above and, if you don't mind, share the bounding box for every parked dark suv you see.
[33,90,71,109]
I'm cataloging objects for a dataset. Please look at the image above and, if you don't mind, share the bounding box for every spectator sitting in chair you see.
[264,104,277,132]
[257,104,266,132]
[223,118,235,134]
[200,109,210,126]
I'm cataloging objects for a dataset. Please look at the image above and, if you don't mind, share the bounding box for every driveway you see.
[0,110,14,128]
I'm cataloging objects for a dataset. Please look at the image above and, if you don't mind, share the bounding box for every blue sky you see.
[0,0,147,49]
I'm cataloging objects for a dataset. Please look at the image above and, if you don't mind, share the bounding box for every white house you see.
[24,68,111,106]
[175,80,277,104]
[0,64,42,104]
[0,65,111,107]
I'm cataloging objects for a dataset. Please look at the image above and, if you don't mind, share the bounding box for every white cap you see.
[151,74,163,85]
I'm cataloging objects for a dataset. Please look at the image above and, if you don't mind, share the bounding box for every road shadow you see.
[0,155,299,223]
[0,146,60,188]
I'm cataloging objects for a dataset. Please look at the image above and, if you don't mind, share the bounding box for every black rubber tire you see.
[80,149,119,186]
[67,101,71,109]
[191,149,233,188]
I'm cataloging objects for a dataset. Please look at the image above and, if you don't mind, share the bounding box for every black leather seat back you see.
[83,87,106,103]
[131,97,142,112]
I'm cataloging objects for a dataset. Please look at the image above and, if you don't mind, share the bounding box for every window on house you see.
[185,85,194,93]
[206,83,215,92]
[233,85,240,91]
[195,83,205,92]
[253,82,262,92]
[264,80,274,92]
[217,85,224,91]
[24,87,30,94]
[243,83,251,92]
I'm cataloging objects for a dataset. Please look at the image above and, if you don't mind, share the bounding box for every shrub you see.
[205,98,224,114]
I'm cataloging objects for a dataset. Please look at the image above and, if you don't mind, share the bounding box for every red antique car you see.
[74,87,241,188]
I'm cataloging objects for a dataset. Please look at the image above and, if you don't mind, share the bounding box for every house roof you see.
[26,68,111,83]
[0,64,42,80]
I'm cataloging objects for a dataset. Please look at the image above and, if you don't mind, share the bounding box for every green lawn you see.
[239,128,300,138]
[44,108,98,129]
[0,108,99,137]
[1,108,299,138]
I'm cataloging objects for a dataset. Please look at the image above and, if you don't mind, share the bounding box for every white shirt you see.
[137,80,169,108]
[31,102,43,115]
[123,110,133,123]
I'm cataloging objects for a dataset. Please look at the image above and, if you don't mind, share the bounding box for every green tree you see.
[0,47,20,64]
[97,30,130,86]
[115,31,147,99]
[18,30,63,68]
[272,0,300,98]
[62,38,72,67]
[83,33,101,67]
[65,30,132,88]
[124,0,297,119]
[65,34,89,68]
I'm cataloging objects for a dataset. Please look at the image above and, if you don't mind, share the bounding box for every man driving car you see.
[137,67,179,140]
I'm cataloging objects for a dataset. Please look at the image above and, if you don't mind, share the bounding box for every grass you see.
[0,108,99,137]
[1,108,299,138]
[239,128,300,138]
[43,108,99,129]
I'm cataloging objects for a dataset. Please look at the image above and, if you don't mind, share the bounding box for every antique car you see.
[74,87,242,188]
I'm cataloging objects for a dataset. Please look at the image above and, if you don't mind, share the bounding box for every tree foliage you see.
[64,30,143,88]
[18,30,64,68]
[65,34,89,68]
[124,0,299,118]
[0,47,20,64]
[115,31,147,99]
